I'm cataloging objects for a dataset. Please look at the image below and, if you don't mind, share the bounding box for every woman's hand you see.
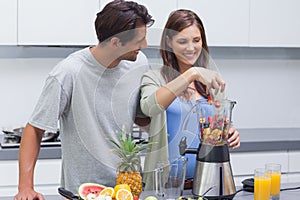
[192,67,226,95]
[227,126,240,149]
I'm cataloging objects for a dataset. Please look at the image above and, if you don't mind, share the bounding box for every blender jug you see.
[198,99,235,146]
[179,99,237,199]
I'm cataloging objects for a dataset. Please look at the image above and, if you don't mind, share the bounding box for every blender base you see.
[192,194,236,200]
[192,161,236,198]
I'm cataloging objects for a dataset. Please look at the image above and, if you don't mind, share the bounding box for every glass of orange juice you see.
[266,163,281,200]
[254,168,271,200]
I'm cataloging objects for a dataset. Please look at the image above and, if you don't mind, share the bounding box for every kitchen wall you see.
[0,46,300,130]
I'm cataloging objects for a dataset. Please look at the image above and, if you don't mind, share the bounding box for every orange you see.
[115,188,133,200]
[100,187,114,197]
[113,184,131,198]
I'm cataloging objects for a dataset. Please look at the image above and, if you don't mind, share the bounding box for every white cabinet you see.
[230,151,289,176]
[12,0,300,47]
[0,0,17,45]
[230,150,300,186]
[249,0,300,47]
[177,0,250,47]
[18,0,100,46]
[0,159,61,197]
[289,151,300,173]
[0,160,18,196]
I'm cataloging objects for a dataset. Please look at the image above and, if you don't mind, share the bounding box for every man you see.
[14,1,154,199]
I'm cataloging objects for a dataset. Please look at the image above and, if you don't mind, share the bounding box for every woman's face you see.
[167,24,202,70]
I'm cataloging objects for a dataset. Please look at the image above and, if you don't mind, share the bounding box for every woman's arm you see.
[141,67,225,114]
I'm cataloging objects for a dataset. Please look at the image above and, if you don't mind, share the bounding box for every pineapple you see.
[109,127,150,197]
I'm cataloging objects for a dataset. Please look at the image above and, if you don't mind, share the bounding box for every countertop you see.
[0,195,64,200]
[1,128,300,160]
[232,127,300,152]
[1,128,299,199]
[141,183,300,200]
[1,184,300,200]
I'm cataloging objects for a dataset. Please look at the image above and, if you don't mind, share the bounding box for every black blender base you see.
[192,194,236,200]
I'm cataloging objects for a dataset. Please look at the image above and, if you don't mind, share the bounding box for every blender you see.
[179,99,236,199]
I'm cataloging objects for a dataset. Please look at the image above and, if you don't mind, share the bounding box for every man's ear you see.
[110,37,121,47]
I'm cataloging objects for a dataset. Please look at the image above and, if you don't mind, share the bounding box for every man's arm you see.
[14,123,45,200]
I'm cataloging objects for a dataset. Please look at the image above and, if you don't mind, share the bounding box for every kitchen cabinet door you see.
[0,159,61,196]
[249,0,300,47]
[100,0,177,46]
[0,0,17,45]
[289,151,300,173]
[18,0,100,46]
[178,0,250,47]
[230,151,289,176]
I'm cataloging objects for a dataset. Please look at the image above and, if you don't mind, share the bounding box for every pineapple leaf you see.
[109,138,121,149]
[109,126,156,172]
[111,148,127,159]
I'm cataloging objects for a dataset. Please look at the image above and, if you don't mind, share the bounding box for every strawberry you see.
[215,100,221,108]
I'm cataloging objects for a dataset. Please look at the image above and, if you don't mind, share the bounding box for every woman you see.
[140,9,240,188]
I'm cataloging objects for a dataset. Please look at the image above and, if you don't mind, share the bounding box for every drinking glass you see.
[154,157,187,200]
[265,163,281,200]
[254,168,271,200]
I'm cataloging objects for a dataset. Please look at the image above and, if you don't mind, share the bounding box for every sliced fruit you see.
[99,187,114,197]
[113,184,131,198]
[78,182,106,200]
[144,196,158,200]
[115,188,133,200]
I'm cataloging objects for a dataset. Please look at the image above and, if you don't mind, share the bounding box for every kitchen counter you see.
[1,183,300,200]
[1,128,299,160]
[0,133,61,160]
[139,183,300,200]
[0,195,64,200]
[235,182,300,199]
[0,145,61,160]
[233,190,300,200]
[2,128,298,198]
[231,127,300,152]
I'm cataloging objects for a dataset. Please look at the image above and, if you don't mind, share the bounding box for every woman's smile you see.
[183,51,197,59]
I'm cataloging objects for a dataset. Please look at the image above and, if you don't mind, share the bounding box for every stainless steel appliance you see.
[0,124,146,148]
[0,127,60,148]
[179,99,236,199]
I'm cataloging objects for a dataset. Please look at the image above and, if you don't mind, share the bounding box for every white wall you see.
[0,58,62,129]
[217,58,300,129]
[0,51,300,130]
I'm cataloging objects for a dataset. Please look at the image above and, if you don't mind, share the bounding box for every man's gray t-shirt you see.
[29,47,149,193]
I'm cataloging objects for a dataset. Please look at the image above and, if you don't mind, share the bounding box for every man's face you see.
[117,25,148,61]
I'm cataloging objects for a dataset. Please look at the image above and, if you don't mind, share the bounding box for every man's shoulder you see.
[49,48,90,76]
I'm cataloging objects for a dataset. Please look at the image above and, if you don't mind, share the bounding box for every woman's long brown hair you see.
[160,9,209,98]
